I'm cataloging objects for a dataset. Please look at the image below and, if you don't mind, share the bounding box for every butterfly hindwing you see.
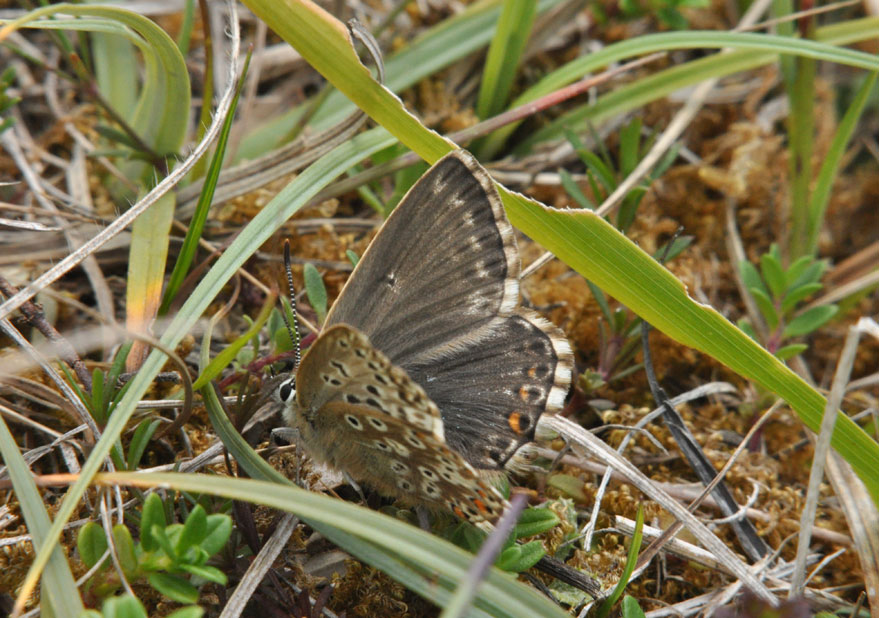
[406,310,573,470]
[324,151,520,368]
[289,324,508,525]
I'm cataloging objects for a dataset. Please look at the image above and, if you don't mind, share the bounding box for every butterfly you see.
[278,150,573,526]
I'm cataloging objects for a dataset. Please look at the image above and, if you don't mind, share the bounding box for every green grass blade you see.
[806,71,878,255]
[475,0,537,120]
[0,415,82,618]
[160,51,252,315]
[92,30,138,124]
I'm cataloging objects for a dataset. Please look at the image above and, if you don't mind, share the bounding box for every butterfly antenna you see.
[282,240,302,370]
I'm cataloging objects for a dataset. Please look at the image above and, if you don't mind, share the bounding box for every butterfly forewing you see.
[324,151,520,368]
[289,324,508,525]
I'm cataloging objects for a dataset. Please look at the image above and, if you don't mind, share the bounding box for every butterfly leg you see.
[342,471,368,504]
[415,506,432,531]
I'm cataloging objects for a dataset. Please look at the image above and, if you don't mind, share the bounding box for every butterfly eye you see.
[278,378,296,403]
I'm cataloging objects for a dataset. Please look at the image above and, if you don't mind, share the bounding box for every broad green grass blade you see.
[92,31,138,122]
[236,0,562,160]
[0,415,82,618]
[475,0,537,120]
[14,127,397,611]
[97,470,568,618]
[242,0,879,503]
[126,192,176,368]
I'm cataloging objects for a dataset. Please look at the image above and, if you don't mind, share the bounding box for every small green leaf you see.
[775,344,808,361]
[166,607,205,618]
[101,595,149,618]
[559,168,594,209]
[780,282,822,314]
[176,505,208,555]
[586,280,612,324]
[77,521,108,569]
[147,572,199,604]
[784,255,814,290]
[621,595,646,618]
[580,150,616,194]
[619,117,642,176]
[598,505,644,618]
[546,474,588,502]
[737,318,757,341]
[179,563,228,585]
[759,251,786,298]
[200,514,233,556]
[151,523,177,560]
[513,507,560,539]
[345,249,359,267]
[91,368,105,424]
[303,263,327,324]
[80,611,103,618]
[783,305,838,338]
[739,261,767,298]
[126,418,161,471]
[788,259,827,290]
[139,493,166,552]
[496,540,545,572]
[112,524,138,575]
[749,287,779,330]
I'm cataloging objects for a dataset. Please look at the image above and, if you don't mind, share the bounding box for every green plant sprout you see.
[0,67,20,135]
[561,120,678,233]
[62,343,159,471]
[738,244,838,361]
[590,0,709,33]
[80,594,203,618]
[562,120,687,390]
[444,505,561,573]
[303,263,328,324]
[77,493,232,611]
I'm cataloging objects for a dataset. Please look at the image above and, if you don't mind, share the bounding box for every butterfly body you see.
[280,150,573,526]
